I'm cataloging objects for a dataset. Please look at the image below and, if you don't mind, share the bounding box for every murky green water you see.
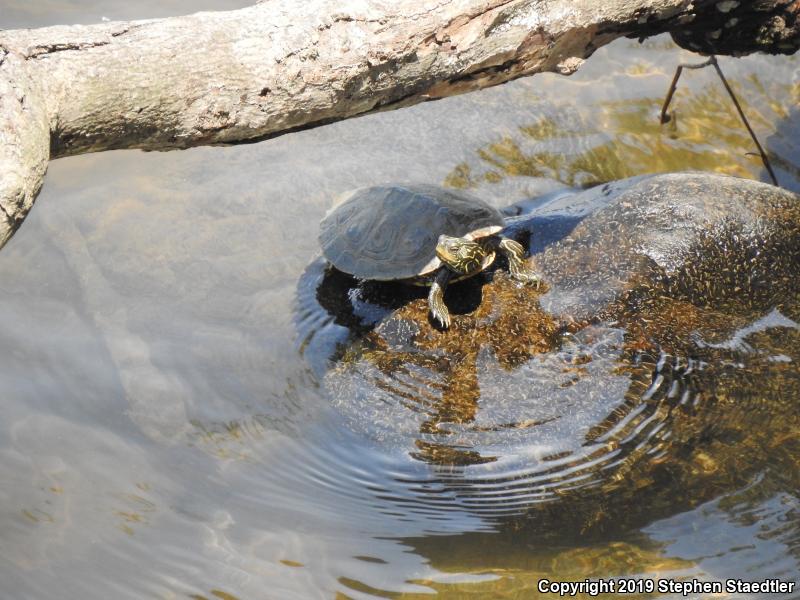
[2,3,799,599]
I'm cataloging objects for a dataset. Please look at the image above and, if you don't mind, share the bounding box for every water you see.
[1,3,800,599]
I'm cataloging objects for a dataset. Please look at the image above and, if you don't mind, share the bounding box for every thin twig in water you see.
[659,55,779,186]
[659,57,713,124]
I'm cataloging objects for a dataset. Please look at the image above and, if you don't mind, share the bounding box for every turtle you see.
[318,184,540,328]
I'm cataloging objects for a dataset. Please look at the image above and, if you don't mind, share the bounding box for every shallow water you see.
[1,4,800,600]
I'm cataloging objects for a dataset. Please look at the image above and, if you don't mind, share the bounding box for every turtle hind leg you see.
[428,268,452,329]
[498,237,540,285]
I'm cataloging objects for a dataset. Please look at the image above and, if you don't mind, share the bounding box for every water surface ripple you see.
[1,3,799,596]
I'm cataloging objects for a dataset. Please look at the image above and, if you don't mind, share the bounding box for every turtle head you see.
[436,234,493,275]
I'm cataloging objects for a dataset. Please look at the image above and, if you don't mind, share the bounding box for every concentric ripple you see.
[293,173,800,526]
[297,297,800,529]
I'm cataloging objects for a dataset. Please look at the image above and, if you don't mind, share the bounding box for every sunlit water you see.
[1,3,799,599]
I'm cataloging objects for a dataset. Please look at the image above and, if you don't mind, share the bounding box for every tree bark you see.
[0,47,50,241]
[0,0,797,250]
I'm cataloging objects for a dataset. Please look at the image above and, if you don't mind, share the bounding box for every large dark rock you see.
[530,172,800,321]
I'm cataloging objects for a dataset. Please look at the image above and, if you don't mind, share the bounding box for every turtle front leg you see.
[497,237,540,285]
[428,267,452,329]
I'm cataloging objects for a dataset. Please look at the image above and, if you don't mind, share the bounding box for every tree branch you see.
[0,0,797,250]
[0,47,50,246]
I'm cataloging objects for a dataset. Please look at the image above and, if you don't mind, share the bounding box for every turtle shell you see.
[319,185,505,280]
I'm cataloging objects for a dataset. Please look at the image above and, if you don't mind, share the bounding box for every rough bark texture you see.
[0,47,50,240]
[0,0,797,250]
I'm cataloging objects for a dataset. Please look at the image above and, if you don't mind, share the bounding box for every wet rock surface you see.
[531,173,800,322]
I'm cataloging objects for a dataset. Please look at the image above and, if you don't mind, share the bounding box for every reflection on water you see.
[446,39,800,193]
[343,535,696,600]
[1,1,800,595]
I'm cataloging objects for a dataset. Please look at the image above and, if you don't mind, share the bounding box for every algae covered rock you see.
[295,172,800,530]
[529,172,800,321]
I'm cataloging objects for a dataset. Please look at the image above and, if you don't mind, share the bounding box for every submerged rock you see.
[295,172,800,532]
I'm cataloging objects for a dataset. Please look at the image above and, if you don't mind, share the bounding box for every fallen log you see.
[0,0,797,249]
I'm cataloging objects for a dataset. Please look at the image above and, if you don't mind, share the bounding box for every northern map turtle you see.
[319,184,539,328]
